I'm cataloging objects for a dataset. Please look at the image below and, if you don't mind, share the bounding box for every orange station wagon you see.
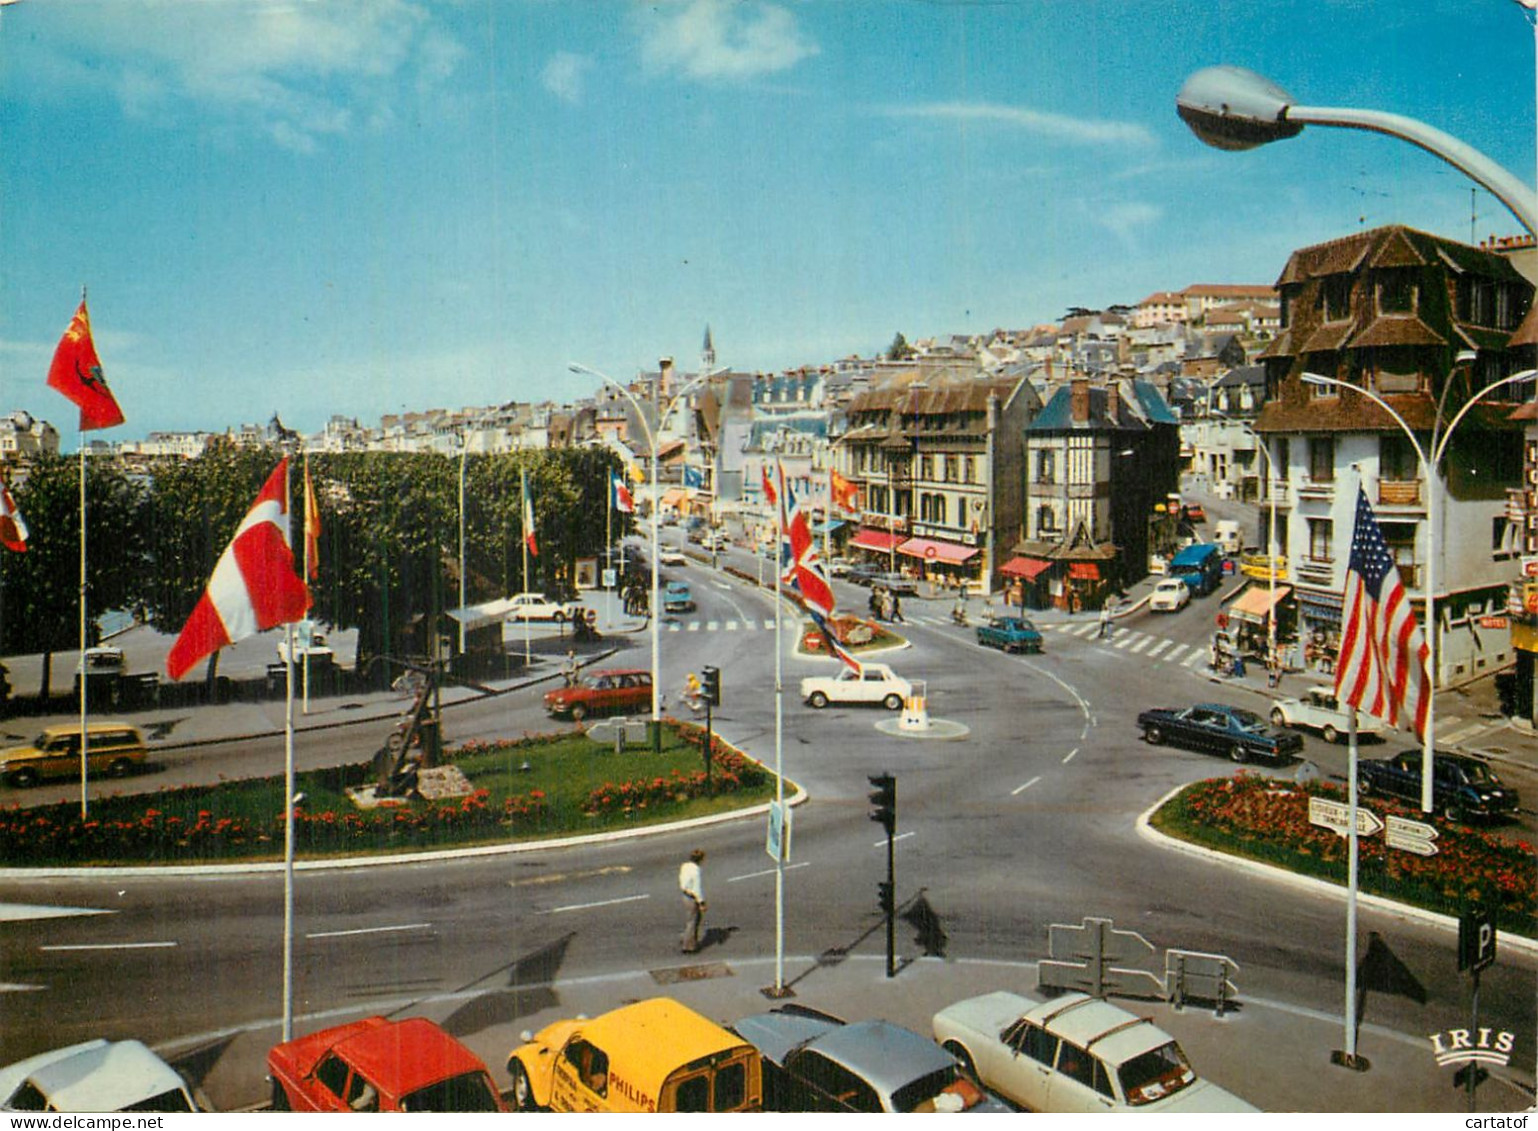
[543,667,652,721]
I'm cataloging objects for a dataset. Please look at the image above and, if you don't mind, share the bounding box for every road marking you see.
[1012,775,1042,796]
[306,923,432,940]
[1146,640,1172,658]
[1127,636,1153,654]
[41,941,177,952]
[541,894,651,915]
[1439,721,1488,745]
[1062,748,1078,764]
[1164,644,1189,663]
[707,621,721,631]
[728,861,811,883]
[0,904,114,922]
[1184,651,1205,667]
[689,622,701,632]
[1114,634,1140,649]
[0,983,45,993]
[1072,623,1098,638]
[510,865,633,888]
[763,619,776,629]
[726,621,739,631]
[873,831,916,848]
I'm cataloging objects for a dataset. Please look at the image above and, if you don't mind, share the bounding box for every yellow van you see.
[0,722,147,788]
[505,997,762,1113]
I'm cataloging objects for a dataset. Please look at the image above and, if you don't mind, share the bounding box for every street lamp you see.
[1206,408,1283,666]
[1176,65,1538,236]
[1301,364,1537,812]
[570,360,723,750]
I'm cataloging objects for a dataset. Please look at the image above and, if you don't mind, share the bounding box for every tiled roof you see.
[1347,315,1445,349]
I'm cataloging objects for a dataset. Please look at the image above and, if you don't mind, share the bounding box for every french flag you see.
[612,473,634,514]
[167,459,311,680]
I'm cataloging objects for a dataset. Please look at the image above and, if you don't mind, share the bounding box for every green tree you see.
[886,332,916,361]
[0,454,147,696]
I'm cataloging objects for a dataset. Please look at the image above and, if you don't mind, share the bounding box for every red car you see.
[267,1017,504,1112]
[543,667,653,721]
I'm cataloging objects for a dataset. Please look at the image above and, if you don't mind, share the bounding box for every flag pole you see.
[301,457,312,715]
[605,470,613,631]
[773,461,785,995]
[282,618,296,1043]
[77,438,89,820]
[521,467,531,667]
[1343,705,1361,1066]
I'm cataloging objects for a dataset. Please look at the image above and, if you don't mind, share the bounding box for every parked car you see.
[825,558,851,577]
[1,1039,206,1112]
[865,571,918,595]
[1136,703,1303,764]
[505,592,583,622]
[544,668,653,721]
[845,563,883,586]
[76,645,127,674]
[267,1016,502,1113]
[976,616,1043,654]
[659,548,689,566]
[702,531,730,552]
[932,991,1257,1113]
[1148,578,1190,613]
[506,998,761,1113]
[732,1005,1009,1113]
[1357,749,1519,823]
[663,581,695,613]
[1182,503,1207,524]
[800,663,911,710]
[0,722,148,789]
[1270,686,1384,743]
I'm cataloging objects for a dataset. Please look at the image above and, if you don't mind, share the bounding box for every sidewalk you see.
[184,950,1533,1113]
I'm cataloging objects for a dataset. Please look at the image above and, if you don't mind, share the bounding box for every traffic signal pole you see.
[868,772,896,977]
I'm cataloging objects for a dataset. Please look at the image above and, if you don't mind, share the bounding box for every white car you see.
[932,991,1257,1114]
[0,1039,205,1112]
[1271,685,1385,743]
[659,548,688,566]
[504,593,583,622]
[800,663,911,710]
[1148,578,1190,612]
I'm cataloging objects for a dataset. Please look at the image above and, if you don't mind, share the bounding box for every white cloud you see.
[39,0,463,151]
[542,52,593,105]
[888,101,1156,147]
[1096,201,1163,244]
[635,0,818,82]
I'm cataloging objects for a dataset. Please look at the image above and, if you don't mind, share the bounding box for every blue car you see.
[663,581,695,614]
[976,616,1043,654]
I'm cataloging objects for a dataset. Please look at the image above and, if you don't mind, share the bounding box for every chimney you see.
[659,356,674,399]
[1070,378,1090,424]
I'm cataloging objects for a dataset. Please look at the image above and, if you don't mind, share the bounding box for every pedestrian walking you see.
[890,592,904,623]
[679,848,707,953]
[1098,599,1114,639]
[561,648,578,686]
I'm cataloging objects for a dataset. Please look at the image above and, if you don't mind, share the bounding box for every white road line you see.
[1127,636,1154,654]
[728,862,812,883]
[1062,748,1078,764]
[667,623,680,632]
[1146,640,1172,658]
[541,894,651,915]
[726,621,739,631]
[1114,634,1140,650]
[0,904,113,922]
[707,621,721,631]
[763,619,776,629]
[873,831,916,849]
[1164,644,1189,663]
[306,923,432,940]
[1012,775,1042,796]
[41,941,177,952]
[0,983,46,993]
[689,622,701,632]
[1073,624,1098,638]
[1438,722,1487,745]
[1184,651,1205,667]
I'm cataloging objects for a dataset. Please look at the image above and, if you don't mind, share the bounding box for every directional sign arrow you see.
[1385,814,1440,857]
[1308,796,1384,837]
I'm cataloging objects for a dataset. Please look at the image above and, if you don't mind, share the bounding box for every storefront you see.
[849,526,905,566]
[998,556,1052,609]
[896,536,979,589]
[1222,583,1294,662]
[1296,589,1344,675]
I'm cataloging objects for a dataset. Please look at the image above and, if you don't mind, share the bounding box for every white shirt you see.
[679,860,703,902]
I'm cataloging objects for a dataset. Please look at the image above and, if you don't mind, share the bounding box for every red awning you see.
[999,556,1051,580]
[849,528,904,553]
[1068,562,1101,580]
[896,537,977,564]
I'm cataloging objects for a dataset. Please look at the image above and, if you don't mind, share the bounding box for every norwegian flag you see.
[166,459,312,680]
[1335,486,1431,739]
[612,473,634,514]
[0,478,27,553]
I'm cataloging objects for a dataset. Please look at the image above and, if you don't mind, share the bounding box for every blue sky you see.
[3,0,1536,441]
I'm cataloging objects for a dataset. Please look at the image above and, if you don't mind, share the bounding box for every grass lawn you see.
[0,724,778,867]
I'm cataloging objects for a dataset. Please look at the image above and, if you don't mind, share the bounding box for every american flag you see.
[1334,486,1431,739]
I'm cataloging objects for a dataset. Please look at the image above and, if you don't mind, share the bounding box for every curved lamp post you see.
[1176,65,1538,236]
[571,360,721,750]
[1301,366,1537,812]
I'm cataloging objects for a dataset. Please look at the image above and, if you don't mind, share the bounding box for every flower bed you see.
[1151,773,1536,937]
[0,724,775,866]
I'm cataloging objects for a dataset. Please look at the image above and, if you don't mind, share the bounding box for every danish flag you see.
[166,459,312,680]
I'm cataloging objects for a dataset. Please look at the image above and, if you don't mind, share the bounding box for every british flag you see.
[767,460,859,672]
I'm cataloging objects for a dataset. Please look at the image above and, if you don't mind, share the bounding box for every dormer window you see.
[1376,271,1416,315]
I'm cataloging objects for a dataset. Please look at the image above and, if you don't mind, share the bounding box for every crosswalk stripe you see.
[1164,644,1189,663]
[764,619,775,630]
[707,621,720,631]
[689,622,700,632]
[726,621,739,631]
[1146,640,1172,658]
[1127,636,1153,654]
[1073,623,1098,638]
[1113,633,1141,649]
[1184,650,1205,667]
[1438,721,1487,745]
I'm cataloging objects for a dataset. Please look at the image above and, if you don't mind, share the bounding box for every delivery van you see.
[506,998,762,1113]
[0,723,147,788]
[1215,520,1242,555]
[1168,542,1224,597]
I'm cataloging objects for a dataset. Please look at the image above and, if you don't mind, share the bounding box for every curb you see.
[1135,784,1538,959]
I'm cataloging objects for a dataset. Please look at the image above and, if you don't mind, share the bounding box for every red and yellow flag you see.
[47,300,125,431]
[830,469,858,511]
[303,459,321,580]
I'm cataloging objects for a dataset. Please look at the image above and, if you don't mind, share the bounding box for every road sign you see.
[1385,814,1439,857]
[1308,796,1384,837]
[1042,917,1164,999]
[1459,906,1497,973]
[1523,557,1538,578]
[765,801,792,862]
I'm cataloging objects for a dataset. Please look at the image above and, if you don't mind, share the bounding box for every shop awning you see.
[447,598,515,633]
[814,520,847,535]
[850,528,903,553]
[1227,584,1293,624]
[999,556,1052,580]
[896,537,977,564]
[660,488,688,507]
[1068,562,1101,580]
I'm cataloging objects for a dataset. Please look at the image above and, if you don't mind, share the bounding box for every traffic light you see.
[877,881,895,914]
[701,665,721,707]
[868,772,896,835]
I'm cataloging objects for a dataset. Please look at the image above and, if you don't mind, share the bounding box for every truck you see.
[1168,542,1224,597]
[1214,519,1242,556]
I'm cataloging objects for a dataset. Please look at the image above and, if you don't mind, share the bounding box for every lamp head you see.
[1176,65,1304,151]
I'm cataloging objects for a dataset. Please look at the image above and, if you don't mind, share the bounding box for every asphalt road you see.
[0,529,1533,1112]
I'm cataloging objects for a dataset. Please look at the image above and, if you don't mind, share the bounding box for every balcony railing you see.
[1297,477,1335,500]
[1376,479,1422,507]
